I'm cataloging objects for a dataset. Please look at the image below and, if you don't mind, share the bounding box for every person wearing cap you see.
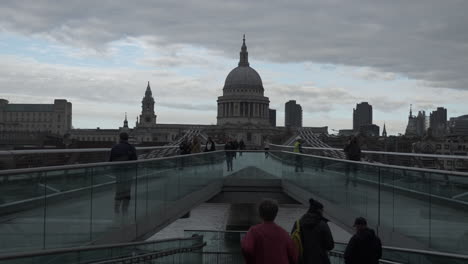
[242,199,298,264]
[291,198,334,264]
[344,217,382,264]
[110,132,137,215]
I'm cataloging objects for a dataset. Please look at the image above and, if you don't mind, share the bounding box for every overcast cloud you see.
[1,1,468,134]
[2,0,468,89]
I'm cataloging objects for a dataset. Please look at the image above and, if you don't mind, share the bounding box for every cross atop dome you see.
[239,34,249,67]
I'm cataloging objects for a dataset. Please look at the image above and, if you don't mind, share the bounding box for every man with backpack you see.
[291,198,334,264]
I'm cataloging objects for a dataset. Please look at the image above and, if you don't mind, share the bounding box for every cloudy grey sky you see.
[1,0,468,135]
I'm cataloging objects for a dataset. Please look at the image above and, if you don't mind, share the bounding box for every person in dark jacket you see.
[110,132,137,215]
[343,136,361,187]
[204,137,216,167]
[204,137,216,152]
[344,136,361,161]
[291,198,334,264]
[179,138,191,155]
[344,217,382,264]
[238,139,245,156]
[178,138,191,170]
[232,139,239,159]
[224,138,235,171]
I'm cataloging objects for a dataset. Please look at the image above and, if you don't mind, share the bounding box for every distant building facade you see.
[353,102,372,132]
[0,99,72,135]
[285,100,302,127]
[338,129,355,137]
[136,82,157,128]
[269,109,276,127]
[405,106,427,137]
[449,115,468,136]
[429,107,447,137]
[359,124,380,137]
[65,37,329,148]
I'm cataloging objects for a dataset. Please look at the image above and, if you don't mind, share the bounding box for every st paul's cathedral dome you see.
[217,36,270,126]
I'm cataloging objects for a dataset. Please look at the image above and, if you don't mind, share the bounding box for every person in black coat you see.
[224,139,235,171]
[238,139,245,156]
[204,137,216,152]
[110,132,137,215]
[343,136,361,187]
[291,198,335,264]
[344,136,361,161]
[179,138,191,155]
[344,217,382,264]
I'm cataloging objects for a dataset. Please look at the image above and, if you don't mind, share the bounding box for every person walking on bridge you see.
[224,138,235,171]
[264,137,270,159]
[291,198,334,264]
[238,138,245,156]
[191,136,201,153]
[294,137,304,172]
[344,136,361,187]
[110,132,137,216]
[204,137,216,152]
[344,217,382,264]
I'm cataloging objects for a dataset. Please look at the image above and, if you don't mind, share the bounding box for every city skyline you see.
[1,1,468,135]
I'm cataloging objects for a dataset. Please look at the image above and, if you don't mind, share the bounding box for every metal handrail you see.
[0,237,201,260]
[1,149,468,178]
[0,145,177,156]
[270,144,468,160]
[283,150,468,177]
[92,242,207,264]
[2,143,466,160]
[0,149,271,176]
[0,150,226,177]
[380,245,468,260]
[336,241,468,261]
[186,230,468,261]
[329,251,403,264]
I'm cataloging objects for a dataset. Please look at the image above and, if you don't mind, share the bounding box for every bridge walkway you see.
[0,151,467,256]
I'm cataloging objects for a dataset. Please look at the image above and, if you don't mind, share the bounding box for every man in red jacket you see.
[242,199,298,264]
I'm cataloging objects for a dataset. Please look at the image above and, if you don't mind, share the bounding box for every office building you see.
[353,102,372,132]
[285,100,302,127]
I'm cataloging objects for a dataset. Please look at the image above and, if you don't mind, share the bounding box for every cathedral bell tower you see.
[137,81,157,128]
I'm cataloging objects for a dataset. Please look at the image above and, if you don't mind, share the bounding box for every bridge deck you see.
[0,151,467,255]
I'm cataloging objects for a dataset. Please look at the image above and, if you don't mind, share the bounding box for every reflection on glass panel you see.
[45,168,93,249]
[0,171,46,253]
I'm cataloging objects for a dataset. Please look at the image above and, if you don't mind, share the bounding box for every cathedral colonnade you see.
[218,102,269,118]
